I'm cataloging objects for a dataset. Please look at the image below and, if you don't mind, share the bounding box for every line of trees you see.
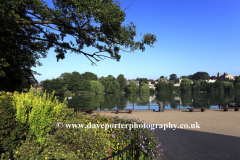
[38,70,240,95]
[154,77,240,93]
[40,72,158,95]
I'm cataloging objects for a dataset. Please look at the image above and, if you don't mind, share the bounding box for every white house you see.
[148,81,156,90]
[204,79,217,83]
[174,77,193,86]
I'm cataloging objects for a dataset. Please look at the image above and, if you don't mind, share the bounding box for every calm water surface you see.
[57,92,240,111]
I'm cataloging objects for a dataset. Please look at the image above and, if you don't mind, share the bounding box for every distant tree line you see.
[38,71,240,95]
[155,77,240,93]
[39,72,159,95]
[163,72,240,93]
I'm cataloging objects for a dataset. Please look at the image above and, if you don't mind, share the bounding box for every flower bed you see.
[0,89,165,159]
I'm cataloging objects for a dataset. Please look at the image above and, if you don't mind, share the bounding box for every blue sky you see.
[29,0,240,83]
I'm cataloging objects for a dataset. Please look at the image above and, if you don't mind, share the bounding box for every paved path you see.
[153,127,240,160]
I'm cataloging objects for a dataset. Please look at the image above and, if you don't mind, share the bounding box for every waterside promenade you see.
[95,109,240,160]
[96,109,240,137]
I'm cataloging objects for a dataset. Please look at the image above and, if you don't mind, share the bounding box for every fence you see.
[67,101,159,111]
[64,99,240,110]
[9,140,140,160]
[102,139,140,160]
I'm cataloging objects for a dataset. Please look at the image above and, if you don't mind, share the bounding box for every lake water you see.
[56,92,240,111]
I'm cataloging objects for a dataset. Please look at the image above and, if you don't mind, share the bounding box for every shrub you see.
[1,91,165,159]
[0,91,30,156]
[10,88,69,146]
[2,118,110,160]
[94,113,165,159]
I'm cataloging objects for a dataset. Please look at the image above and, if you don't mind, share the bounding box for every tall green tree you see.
[67,71,83,94]
[169,74,177,81]
[187,75,193,79]
[192,72,210,80]
[16,69,38,92]
[126,82,138,93]
[81,72,98,81]
[89,80,104,94]
[234,77,240,86]
[140,83,150,93]
[155,81,167,93]
[112,81,120,93]
[139,78,148,86]
[200,81,208,92]
[50,78,66,94]
[41,78,65,94]
[167,82,174,93]
[234,83,240,92]
[99,76,120,94]
[1,1,48,92]
[116,74,127,91]
[41,79,53,94]
[107,75,116,81]
[210,76,217,79]
[214,80,224,92]
[58,72,72,90]
[180,78,191,93]
[81,80,91,92]
[192,80,201,93]
[160,76,164,78]
[1,0,157,92]
[207,83,215,93]
[223,81,234,92]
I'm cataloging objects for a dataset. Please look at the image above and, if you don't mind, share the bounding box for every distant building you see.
[33,83,43,89]
[148,81,156,90]
[203,79,217,83]
[126,80,141,87]
[217,72,235,81]
[174,77,193,87]
[155,77,168,84]
[174,77,183,87]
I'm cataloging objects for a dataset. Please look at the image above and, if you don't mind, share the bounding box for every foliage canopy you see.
[1,0,157,92]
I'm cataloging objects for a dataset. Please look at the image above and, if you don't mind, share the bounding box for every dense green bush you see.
[0,91,30,156]
[9,89,69,146]
[0,118,110,160]
[1,91,165,160]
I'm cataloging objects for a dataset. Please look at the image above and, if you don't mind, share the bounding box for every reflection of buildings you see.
[126,95,156,103]
[149,95,156,102]
[174,96,182,105]
[65,97,72,100]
